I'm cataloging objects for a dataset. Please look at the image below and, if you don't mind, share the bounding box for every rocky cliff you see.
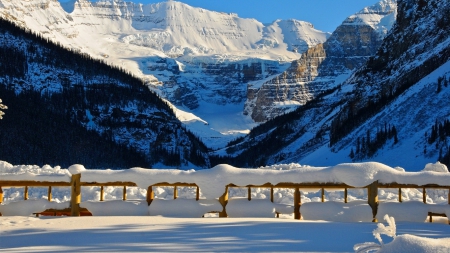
[219,0,450,171]
[245,0,397,122]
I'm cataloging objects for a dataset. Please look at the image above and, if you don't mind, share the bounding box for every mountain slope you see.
[0,18,209,169]
[217,0,450,171]
[0,0,329,148]
[244,0,397,122]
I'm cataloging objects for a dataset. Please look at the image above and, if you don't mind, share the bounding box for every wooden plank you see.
[81,182,137,187]
[227,183,352,189]
[379,183,450,189]
[151,182,198,187]
[70,174,81,216]
[272,183,352,189]
[0,181,70,187]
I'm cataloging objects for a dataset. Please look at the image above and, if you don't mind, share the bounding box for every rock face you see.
[245,0,397,122]
[146,56,290,110]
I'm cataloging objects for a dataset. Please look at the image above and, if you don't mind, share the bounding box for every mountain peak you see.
[342,0,397,36]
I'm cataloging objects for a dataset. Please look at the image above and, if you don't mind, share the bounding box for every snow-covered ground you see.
[0,216,449,252]
[1,161,450,252]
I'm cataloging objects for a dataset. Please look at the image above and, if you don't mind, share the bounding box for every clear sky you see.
[60,0,379,32]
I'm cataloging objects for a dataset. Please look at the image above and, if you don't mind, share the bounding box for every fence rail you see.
[1,174,449,223]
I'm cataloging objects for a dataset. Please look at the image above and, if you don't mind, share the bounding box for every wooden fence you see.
[1,174,449,222]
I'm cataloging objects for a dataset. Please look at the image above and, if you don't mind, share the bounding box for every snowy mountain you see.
[0,0,329,148]
[218,0,450,172]
[0,18,209,169]
[244,0,397,122]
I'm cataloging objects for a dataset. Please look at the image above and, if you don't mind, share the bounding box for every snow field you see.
[0,216,449,252]
[1,152,450,252]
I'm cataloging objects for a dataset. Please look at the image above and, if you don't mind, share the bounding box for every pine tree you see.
[356,137,360,154]
[392,125,398,144]
[437,79,442,93]
[349,148,355,159]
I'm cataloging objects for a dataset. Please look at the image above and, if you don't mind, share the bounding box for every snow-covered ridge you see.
[343,0,397,35]
[0,0,328,61]
[2,161,449,200]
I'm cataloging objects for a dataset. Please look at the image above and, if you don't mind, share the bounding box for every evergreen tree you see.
[392,125,398,144]
[349,148,355,159]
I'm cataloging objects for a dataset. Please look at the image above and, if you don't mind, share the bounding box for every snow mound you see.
[227,198,277,218]
[378,234,450,253]
[0,199,69,216]
[422,162,449,173]
[68,164,86,174]
[377,202,428,222]
[148,199,221,217]
[301,201,372,222]
[0,161,71,182]
[81,200,149,216]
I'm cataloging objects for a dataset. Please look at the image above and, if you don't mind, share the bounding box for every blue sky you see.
[60,0,379,32]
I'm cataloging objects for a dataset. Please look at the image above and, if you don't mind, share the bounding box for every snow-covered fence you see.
[1,161,450,221]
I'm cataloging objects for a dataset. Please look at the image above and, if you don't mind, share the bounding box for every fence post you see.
[0,186,3,204]
[174,186,178,199]
[100,186,104,201]
[248,187,251,201]
[270,187,274,203]
[399,188,402,203]
[123,186,127,201]
[196,186,200,201]
[71,174,81,216]
[422,187,426,204]
[367,181,378,222]
[24,186,28,200]
[294,187,301,220]
[48,186,52,202]
[344,188,348,203]
[146,186,154,205]
[219,186,229,217]
[321,188,325,202]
